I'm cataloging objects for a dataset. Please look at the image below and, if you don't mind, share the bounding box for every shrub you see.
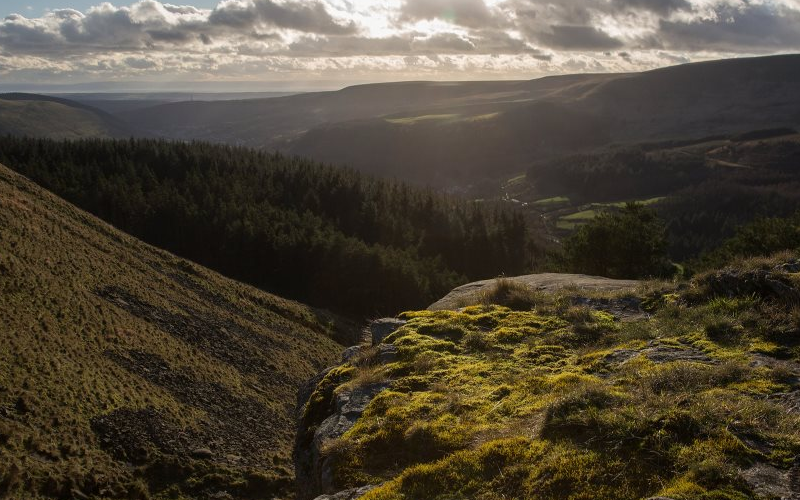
[563,203,674,279]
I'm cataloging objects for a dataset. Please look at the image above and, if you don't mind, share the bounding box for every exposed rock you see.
[341,346,364,363]
[369,318,406,345]
[312,383,390,496]
[738,463,792,499]
[343,344,398,365]
[428,273,640,311]
[775,259,800,273]
[641,344,716,364]
[603,349,639,365]
[312,485,376,500]
[296,367,334,420]
[374,344,398,364]
[603,342,716,368]
[314,382,390,448]
[572,296,646,321]
[296,378,390,499]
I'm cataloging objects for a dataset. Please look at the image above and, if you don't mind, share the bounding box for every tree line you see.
[0,136,532,317]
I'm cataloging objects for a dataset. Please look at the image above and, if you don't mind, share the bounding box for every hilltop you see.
[299,261,800,499]
[0,94,133,139]
[0,163,347,499]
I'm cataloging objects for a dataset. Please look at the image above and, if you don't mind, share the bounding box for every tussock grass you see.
[0,164,342,499]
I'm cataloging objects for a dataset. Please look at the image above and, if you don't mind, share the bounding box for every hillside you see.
[0,136,530,317]
[515,129,800,258]
[299,261,800,499]
[0,94,133,139]
[0,163,346,499]
[118,55,800,185]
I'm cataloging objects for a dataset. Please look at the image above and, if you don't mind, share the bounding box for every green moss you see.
[306,273,800,499]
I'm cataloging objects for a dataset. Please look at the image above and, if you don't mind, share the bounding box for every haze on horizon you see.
[1,0,800,91]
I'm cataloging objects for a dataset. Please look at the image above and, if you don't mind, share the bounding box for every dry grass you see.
[0,164,342,499]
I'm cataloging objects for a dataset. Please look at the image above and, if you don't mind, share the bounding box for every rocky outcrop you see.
[295,318,405,500]
[308,382,390,495]
[369,318,406,345]
[428,273,640,310]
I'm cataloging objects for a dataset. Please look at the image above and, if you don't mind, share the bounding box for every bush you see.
[563,203,674,279]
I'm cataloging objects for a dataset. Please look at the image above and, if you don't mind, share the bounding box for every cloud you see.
[536,25,624,50]
[209,0,356,34]
[0,0,798,83]
[399,0,494,28]
[656,3,800,51]
[611,0,691,15]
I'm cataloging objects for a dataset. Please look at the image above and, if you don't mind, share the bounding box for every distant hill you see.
[0,162,344,499]
[119,54,800,185]
[0,93,134,139]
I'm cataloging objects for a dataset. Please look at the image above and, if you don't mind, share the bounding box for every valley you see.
[1,51,800,500]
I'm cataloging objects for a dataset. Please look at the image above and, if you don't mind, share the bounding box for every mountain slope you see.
[119,55,800,185]
[0,163,344,499]
[0,93,133,139]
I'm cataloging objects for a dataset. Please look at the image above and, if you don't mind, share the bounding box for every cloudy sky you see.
[1,0,799,90]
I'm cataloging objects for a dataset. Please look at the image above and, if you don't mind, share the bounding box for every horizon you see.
[2,52,798,94]
[2,0,800,87]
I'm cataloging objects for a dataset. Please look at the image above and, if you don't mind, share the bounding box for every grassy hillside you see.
[0,163,345,499]
[0,94,132,139]
[118,55,800,185]
[304,261,800,499]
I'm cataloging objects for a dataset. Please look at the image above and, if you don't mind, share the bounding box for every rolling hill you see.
[0,162,346,499]
[118,54,800,185]
[0,93,134,139]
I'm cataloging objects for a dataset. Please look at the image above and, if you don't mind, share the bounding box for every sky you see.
[1,0,800,90]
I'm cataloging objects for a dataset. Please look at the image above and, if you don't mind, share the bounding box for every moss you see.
[306,273,800,499]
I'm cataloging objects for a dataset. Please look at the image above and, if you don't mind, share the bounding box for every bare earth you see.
[428,273,640,310]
